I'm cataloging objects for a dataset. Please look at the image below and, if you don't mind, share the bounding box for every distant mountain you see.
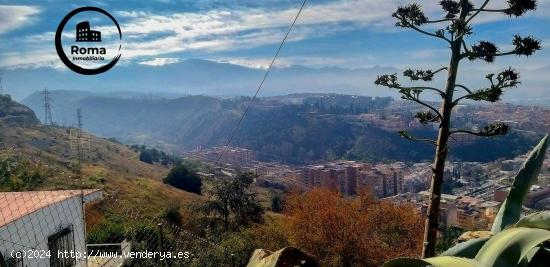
[2,59,400,100]
[22,91,538,164]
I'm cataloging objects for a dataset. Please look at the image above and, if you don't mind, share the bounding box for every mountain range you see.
[3,59,550,106]
[3,59,400,101]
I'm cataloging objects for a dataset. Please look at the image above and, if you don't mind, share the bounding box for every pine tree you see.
[374,0,541,257]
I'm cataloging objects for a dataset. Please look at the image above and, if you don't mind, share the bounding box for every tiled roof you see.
[0,189,100,228]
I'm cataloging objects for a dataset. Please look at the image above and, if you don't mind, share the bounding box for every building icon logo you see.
[55,7,122,75]
[76,21,101,42]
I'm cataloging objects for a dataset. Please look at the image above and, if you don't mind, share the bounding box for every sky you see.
[0,0,549,102]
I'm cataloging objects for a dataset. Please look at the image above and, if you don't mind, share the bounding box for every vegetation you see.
[206,222,290,266]
[375,0,541,257]
[163,164,202,194]
[0,150,47,191]
[384,135,549,266]
[162,204,183,225]
[436,226,466,254]
[87,219,126,244]
[270,191,284,213]
[284,188,423,266]
[131,144,181,166]
[200,173,264,232]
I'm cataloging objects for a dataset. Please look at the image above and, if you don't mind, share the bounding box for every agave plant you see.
[383,135,549,267]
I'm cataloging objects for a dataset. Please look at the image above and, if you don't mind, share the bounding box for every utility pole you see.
[157,223,165,266]
[42,88,53,125]
[69,108,89,175]
[76,108,84,167]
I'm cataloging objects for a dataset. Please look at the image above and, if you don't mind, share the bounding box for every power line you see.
[216,0,308,164]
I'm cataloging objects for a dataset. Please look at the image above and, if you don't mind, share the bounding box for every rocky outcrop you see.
[0,95,40,126]
[247,247,318,267]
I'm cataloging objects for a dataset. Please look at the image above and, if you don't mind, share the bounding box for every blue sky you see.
[0,0,549,101]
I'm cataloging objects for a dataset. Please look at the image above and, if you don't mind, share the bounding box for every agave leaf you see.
[514,211,550,231]
[440,237,490,258]
[518,247,539,267]
[475,227,550,267]
[524,247,550,267]
[382,256,480,267]
[491,135,548,233]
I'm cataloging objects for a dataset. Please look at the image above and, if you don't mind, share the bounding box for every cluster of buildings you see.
[187,143,550,233]
[494,185,550,210]
[358,113,424,132]
[185,146,257,169]
[300,160,406,198]
[388,183,550,231]
[468,104,550,135]
[420,192,500,230]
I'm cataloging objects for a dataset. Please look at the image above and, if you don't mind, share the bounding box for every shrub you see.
[163,164,202,194]
[163,205,183,225]
[87,219,126,244]
[284,188,423,266]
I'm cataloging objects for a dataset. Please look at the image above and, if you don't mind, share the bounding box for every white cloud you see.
[0,49,62,70]
[101,0,549,60]
[104,0,402,61]
[1,0,548,69]
[0,5,40,35]
[139,57,180,66]
[406,49,448,60]
[217,54,379,69]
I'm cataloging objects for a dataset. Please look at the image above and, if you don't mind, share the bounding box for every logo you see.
[55,7,122,75]
[76,21,102,42]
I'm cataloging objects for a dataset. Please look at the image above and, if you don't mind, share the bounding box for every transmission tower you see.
[76,108,83,168]
[42,88,53,125]
[77,108,82,130]
[70,108,90,170]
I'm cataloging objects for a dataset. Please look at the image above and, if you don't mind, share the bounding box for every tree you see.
[163,164,202,194]
[374,0,541,257]
[202,173,264,232]
[270,192,284,213]
[139,150,154,164]
[284,189,423,267]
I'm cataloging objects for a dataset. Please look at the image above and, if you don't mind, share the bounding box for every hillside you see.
[22,91,540,164]
[0,97,202,225]
[0,94,39,126]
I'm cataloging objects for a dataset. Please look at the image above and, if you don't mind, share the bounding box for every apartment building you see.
[301,161,404,197]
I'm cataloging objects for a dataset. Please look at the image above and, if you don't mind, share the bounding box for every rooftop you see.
[0,189,101,228]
